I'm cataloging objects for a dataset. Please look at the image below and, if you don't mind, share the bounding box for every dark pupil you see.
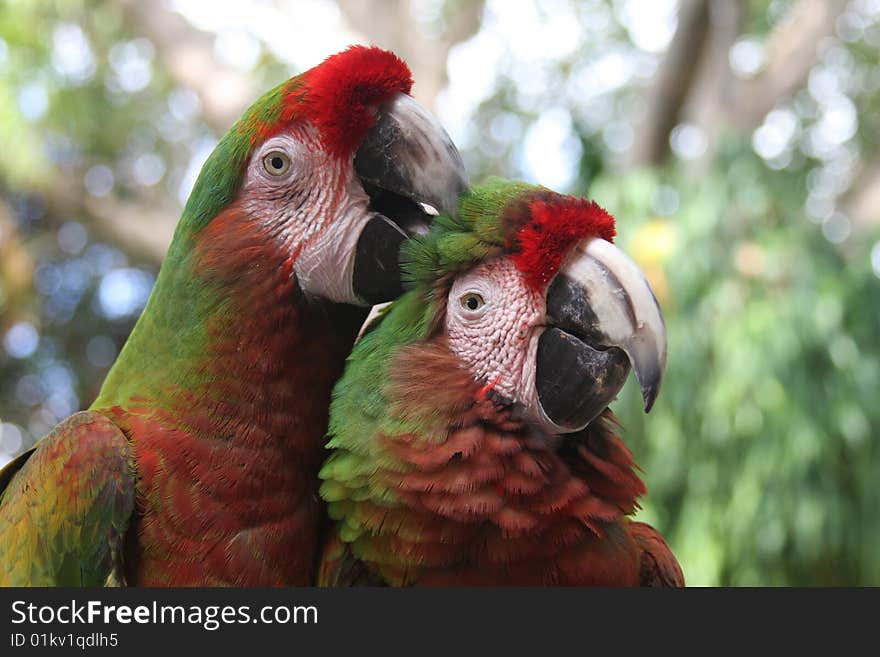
[466,296,479,310]
[270,156,284,170]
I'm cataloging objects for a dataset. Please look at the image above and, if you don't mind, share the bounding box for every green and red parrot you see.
[318,179,683,586]
[0,46,466,586]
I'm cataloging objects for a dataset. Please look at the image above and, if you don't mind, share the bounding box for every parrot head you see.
[401,178,666,433]
[176,45,467,306]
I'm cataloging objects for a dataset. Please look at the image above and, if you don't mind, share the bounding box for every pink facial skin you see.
[239,126,374,305]
[444,256,551,429]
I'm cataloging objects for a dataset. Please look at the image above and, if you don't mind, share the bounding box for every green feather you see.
[0,412,135,586]
[320,179,546,555]
[400,177,542,289]
[92,78,304,412]
[174,79,299,245]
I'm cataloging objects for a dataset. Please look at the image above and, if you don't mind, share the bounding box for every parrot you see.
[0,46,467,586]
[317,179,684,586]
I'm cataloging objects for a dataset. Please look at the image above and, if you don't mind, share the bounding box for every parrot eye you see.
[262,150,291,176]
[459,292,485,312]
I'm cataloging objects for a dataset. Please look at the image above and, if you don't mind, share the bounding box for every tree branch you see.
[630,0,850,171]
[726,0,850,130]
[119,0,255,133]
[0,200,35,329]
[680,0,745,173]
[335,0,484,109]
[842,161,880,233]
[628,0,712,167]
[42,178,175,267]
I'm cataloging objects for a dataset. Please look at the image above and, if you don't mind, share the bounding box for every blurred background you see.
[0,0,878,585]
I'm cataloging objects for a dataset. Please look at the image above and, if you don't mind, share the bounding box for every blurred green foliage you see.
[0,0,180,449]
[598,155,880,585]
[0,0,878,585]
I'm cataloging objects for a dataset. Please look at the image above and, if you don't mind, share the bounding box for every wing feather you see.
[0,411,136,586]
[630,521,685,587]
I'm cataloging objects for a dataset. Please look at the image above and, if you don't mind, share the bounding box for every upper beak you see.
[534,237,667,432]
[351,92,469,304]
[355,92,468,218]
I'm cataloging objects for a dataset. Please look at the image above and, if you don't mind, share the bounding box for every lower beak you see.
[351,214,408,304]
[535,237,667,432]
[351,92,469,305]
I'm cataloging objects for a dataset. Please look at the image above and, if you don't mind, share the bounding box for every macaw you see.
[0,46,467,586]
[318,179,683,586]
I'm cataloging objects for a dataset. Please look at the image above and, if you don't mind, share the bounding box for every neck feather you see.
[323,336,648,584]
[93,205,367,455]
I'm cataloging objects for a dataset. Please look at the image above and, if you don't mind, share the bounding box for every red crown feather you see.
[273,45,413,157]
[509,195,616,291]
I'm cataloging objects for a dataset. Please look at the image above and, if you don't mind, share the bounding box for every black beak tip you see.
[642,380,660,413]
[636,357,664,412]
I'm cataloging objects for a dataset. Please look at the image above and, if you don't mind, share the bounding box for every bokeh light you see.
[4,323,39,359]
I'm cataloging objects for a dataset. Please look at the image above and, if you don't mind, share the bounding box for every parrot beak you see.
[351,92,469,304]
[534,237,667,433]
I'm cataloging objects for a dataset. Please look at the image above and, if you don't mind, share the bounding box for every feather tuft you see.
[296,45,412,157]
[509,196,616,291]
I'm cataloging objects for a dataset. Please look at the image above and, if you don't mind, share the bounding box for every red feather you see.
[332,340,678,586]
[290,45,413,157]
[510,196,617,291]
